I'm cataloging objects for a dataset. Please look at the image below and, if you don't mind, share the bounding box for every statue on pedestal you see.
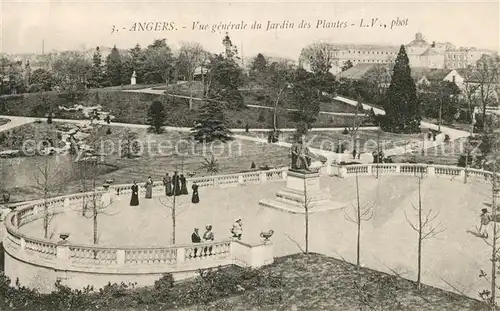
[130,71,137,85]
[290,137,312,171]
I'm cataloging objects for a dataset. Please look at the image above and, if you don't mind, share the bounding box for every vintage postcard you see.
[0,0,499,310]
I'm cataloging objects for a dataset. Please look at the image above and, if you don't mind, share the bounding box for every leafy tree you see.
[419,81,461,128]
[222,32,239,60]
[105,45,123,86]
[177,42,205,110]
[341,60,354,72]
[30,68,54,91]
[191,100,232,143]
[250,53,268,74]
[142,39,175,84]
[382,45,421,133]
[88,46,104,88]
[147,100,167,134]
[289,68,321,135]
[122,43,145,84]
[120,129,141,158]
[264,61,295,131]
[300,42,335,74]
[207,54,244,109]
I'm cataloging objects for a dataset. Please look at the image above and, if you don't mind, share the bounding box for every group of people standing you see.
[129,172,200,206]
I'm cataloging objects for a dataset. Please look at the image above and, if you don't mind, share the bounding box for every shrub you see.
[342,128,349,135]
[154,273,174,292]
[106,128,112,135]
[444,134,450,142]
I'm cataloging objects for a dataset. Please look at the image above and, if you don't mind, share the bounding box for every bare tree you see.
[474,55,500,133]
[32,157,69,239]
[348,97,370,155]
[404,173,445,290]
[177,42,205,110]
[157,194,187,245]
[344,173,374,273]
[72,156,117,245]
[477,135,500,310]
[302,178,313,255]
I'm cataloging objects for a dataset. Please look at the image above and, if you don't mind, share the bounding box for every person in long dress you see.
[180,174,188,195]
[191,183,200,204]
[191,228,201,258]
[172,171,181,196]
[130,181,139,206]
[145,176,153,199]
[163,173,172,196]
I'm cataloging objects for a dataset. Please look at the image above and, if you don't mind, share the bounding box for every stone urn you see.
[260,229,274,242]
[59,233,70,241]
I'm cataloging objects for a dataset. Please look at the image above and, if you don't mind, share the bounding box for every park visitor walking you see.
[130,181,139,206]
[191,228,201,257]
[172,171,181,196]
[180,174,188,195]
[191,183,200,203]
[162,173,172,196]
[144,176,153,199]
[480,208,492,238]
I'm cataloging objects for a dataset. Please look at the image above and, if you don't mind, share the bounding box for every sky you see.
[1,0,499,59]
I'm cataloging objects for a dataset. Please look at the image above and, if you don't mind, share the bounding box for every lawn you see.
[0,118,10,126]
[0,122,290,203]
[240,129,427,154]
[390,137,468,165]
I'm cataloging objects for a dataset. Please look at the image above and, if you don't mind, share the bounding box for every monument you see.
[130,71,137,85]
[259,137,345,214]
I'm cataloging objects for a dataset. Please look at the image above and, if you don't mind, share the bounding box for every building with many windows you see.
[299,33,496,74]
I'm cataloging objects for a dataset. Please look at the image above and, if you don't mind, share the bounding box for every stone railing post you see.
[459,168,466,182]
[238,175,244,185]
[20,237,26,251]
[259,172,267,183]
[282,170,287,180]
[56,244,70,262]
[64,198,70,209]
[176,247,186,264]
[427,166,435,177]
[325,163,331,176]
[116,249,125,264]
[367,165,372,175]
[395,164,401,173]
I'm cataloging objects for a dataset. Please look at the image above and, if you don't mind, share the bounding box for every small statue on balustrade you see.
[163,173,173,197]
[191,183,200,203]
[130,181,139,206]
[144,176,153,199]
[203,225,214,256]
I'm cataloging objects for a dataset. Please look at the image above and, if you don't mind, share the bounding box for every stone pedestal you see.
[259,170,345,214]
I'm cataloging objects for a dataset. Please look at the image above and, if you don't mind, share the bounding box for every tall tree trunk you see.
[417,177,422,290]
[491,166,497,310]
[172,194,176,244]
[356,174,361,270]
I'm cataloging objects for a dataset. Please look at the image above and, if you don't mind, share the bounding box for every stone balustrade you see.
[1,163,498,293]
